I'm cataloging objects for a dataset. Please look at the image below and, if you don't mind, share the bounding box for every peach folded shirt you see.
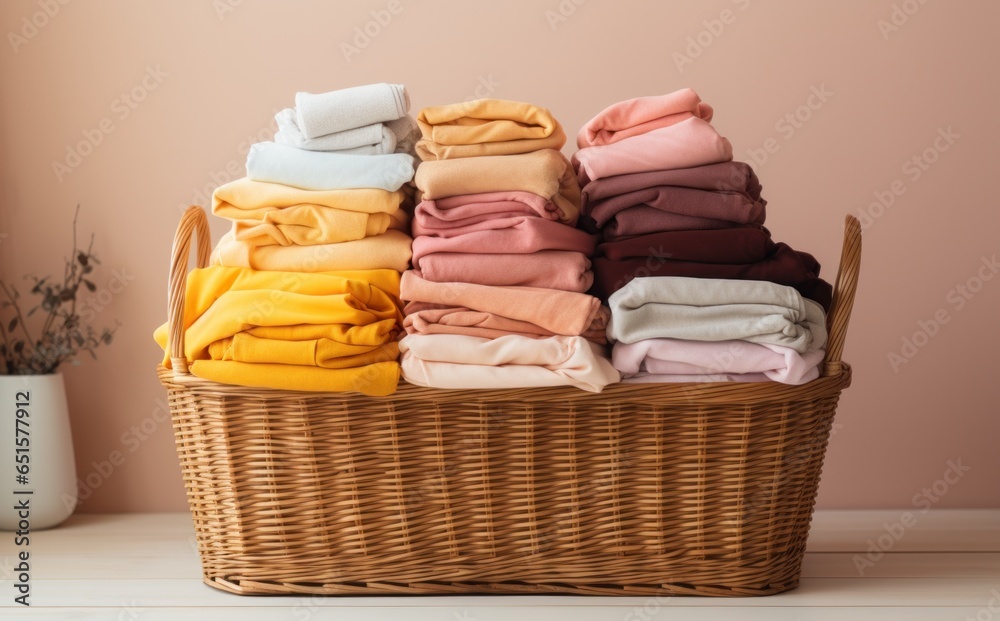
[572,117,733,185]
[577,88,714,148]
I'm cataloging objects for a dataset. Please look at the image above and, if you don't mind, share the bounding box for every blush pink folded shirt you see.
[577,88,714,148]
[399,334,619,392]
[414,251,593,292]
[410,218,597,267]
[612,338,825,385]
[572,117,733,185]
[415,191,559,222]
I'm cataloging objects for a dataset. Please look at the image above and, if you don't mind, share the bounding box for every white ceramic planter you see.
[0,374,78,531]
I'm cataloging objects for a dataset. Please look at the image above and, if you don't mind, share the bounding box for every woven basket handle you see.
[167,206,212,376]
[823,215,862,375]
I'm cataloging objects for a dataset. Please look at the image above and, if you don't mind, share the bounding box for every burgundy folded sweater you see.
[592,242,832,311]
[598,226,774,264]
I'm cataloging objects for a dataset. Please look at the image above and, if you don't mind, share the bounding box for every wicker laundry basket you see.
[159,206,861,597]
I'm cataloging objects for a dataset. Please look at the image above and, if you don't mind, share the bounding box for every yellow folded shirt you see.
[230,206,409,247]
[212,229,413,272]
[207,325,399,369]
[189,360,401,395]
[416,98,566,160]
[213,177,409,247]
[154,267,403,365]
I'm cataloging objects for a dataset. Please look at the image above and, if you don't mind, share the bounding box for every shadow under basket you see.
[158,206,862,597]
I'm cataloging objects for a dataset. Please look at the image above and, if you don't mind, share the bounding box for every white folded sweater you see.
[606,276,827,353]
[295,83,409,139]
[246,142,415,192]
[274,109,420,155]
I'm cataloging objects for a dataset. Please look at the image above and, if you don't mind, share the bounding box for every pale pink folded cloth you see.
[612,338,825,385]
[577,88,714,148]
[414,251,593,292]
[411,218,597,266]
[400,334,619,393]
[572,117,733,185]
[400,271,606,339]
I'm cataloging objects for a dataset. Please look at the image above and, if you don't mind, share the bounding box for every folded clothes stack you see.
[575,88,831,310]
[575,89,832,384]
[157,83,421,394]
[402,98,618,392]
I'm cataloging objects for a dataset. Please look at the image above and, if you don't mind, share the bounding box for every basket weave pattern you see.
[159,207,861,596]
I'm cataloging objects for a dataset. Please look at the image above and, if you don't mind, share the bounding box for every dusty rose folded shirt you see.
[577,88,714,148]
[572,117,733,185]
[612,338,824,385]
[413,191,560,237]
[400,271,606,339]
[411,218,598,267]
[580,161,766,233]
[414,250,593,292]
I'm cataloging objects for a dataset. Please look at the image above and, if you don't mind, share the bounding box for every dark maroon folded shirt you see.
[591,242,832,311]
[579,161,767,234]
[598,227,774,264]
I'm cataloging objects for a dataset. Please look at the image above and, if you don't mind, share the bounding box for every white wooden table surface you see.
[1,510,997,619]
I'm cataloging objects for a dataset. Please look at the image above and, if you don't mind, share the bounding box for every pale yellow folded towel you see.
[212,229,413,272]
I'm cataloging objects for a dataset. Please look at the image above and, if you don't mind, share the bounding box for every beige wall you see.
[0,0,997,513]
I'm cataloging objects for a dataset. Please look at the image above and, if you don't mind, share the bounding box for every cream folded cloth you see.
[572,117,733,185]
[414,149,581,225]
[212,229,413,272]
[246,142,415,191]
[213,177,407,246]
[399,334,619,393]
[607,277,827,353]
[294,83,409,139]
[612,338,824,385]
[275,109,420,155]
[416,98,566,160]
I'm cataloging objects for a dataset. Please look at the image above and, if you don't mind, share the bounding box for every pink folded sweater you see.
[414,250,593,292]
[612,338,825,385]
[413,191,560,236]
[410,217,597,266]
[572,117,733,185]
[577,88,714,148]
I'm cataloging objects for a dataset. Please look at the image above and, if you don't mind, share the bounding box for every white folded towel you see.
[607,276,827,353]
[295,83,409,139]
[274,109,419,155]
[246,142,415,192]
